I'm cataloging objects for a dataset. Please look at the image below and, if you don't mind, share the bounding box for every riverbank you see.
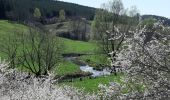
[57,54,123,93]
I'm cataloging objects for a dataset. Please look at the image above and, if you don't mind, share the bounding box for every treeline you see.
[0,0,96,21]
[142,15,170,26]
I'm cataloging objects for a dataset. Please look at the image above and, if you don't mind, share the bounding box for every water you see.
[80,65,111,77]
[64,56,111,77]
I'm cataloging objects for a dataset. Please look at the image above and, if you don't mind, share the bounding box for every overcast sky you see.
[60,0,170,18]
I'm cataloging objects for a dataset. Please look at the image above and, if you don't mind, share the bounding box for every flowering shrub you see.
[0,22,169,100]
[123,24,170,99]
[0,59,97,100]
[101,23,170,99]
[98,82,122,100]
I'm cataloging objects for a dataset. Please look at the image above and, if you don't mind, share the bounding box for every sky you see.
[60,0,170,18]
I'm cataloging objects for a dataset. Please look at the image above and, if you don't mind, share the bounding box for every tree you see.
[98,20,170,99]
[69,17,88,40]
[0,29,63,76]
[34,8,41,19]
[0,32,20,68]
[91,0,139,75]
[140,18,157,30]
[0,0,6,19]
[59,9,65,21]
[1,0,96,21]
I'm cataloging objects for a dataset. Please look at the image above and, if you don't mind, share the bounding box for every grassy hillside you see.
[0,20,118,93]
[0,20,28,35]
[0,20,28,58]
[62,37,97,54]
[0,20,97,54]
[45,21,97,54]
[0,20,99,74]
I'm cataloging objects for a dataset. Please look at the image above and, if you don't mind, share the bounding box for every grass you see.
[0,20,98,55]
[56,60,81,76]
[61,37,98,54]
[60,73,145,93]
[0,20,121,93]
[0,20,149,95]
[80,54,109,65]
[61,73,123,93]
[0,20,28,59]
[0,20,28,35]
[0,20,99,74]
[45,21,98,54]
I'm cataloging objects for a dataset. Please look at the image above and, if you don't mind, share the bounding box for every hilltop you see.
[142,15,170,26]
[0,0,96,21]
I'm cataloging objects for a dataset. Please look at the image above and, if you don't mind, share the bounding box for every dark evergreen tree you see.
[0,0,96,21]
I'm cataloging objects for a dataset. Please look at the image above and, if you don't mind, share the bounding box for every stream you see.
[80,65,110,77]
[64,54,111,77]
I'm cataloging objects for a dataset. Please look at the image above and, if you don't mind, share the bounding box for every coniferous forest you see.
[0,0,95,20]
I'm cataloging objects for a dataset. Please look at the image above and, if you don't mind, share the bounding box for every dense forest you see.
[1,0,170,26]
[0,0,96,21]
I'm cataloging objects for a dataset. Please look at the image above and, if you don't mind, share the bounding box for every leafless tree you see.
[69,17,88,41]
[0,32,20,68]
[0,29,63,76]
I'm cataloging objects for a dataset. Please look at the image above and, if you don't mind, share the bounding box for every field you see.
[61,73,123,93]
[0,20,117,93]
[62,37,98,54]
[55,60,81,76]
[0,20,98,54]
